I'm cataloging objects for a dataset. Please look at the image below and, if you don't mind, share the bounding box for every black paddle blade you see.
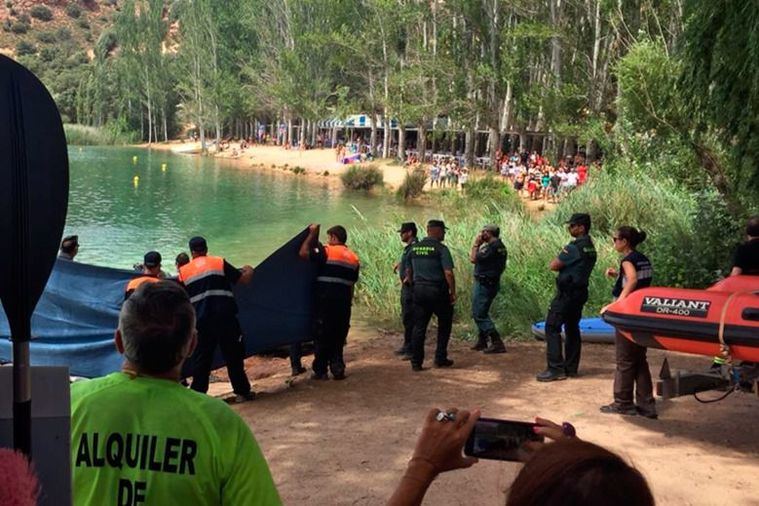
[0,55,69,340]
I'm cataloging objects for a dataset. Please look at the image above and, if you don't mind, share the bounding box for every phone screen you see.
[464,418,544,462]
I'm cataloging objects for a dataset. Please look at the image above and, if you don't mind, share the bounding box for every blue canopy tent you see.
[0,229,316,377]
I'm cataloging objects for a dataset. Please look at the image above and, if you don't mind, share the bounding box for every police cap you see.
[427,219,448,230]
[565,213,591,229]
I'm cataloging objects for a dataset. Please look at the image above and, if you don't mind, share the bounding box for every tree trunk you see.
[418,122,427,163]
[331,126,338,148]
[488,127,499,169]
[287,117,293,146]
[382,111,390,158]
[465,125,475,168]
[370,114,378,156]
[398,125,406,162]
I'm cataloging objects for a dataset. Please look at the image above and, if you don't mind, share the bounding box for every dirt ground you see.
[209,323,759,506]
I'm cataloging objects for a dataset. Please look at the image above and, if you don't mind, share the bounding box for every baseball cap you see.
[188,236,208,252]
[144,251,162,268]
[427,219,448,230]
[398,222,417,234]
[565,213,591,228]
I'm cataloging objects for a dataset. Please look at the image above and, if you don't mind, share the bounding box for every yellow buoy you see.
[161,163,167,172]
[133,175,139,186]
[132,156,138,164]
[78,147,83,152]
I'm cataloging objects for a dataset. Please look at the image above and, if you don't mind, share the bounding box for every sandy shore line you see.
[140,140,412,190]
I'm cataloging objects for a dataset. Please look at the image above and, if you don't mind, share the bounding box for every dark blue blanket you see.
[0,229,315,377]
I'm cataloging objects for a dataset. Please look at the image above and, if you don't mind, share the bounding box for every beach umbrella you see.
[0,55,69,455]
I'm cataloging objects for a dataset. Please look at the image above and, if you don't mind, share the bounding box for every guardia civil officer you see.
[299,224,360,380]
[537,213,597,382]
[394,222,418,358]
[178,236,255,401]
[406,219,456,371]
[469,224,508,354]
[124,251,163,300]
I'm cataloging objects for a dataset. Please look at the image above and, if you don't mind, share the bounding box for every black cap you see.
[189,236,208,252]
[398,222,417,234]
[144,251,162,268]
[427,219,448,230]
[565,213,591,228]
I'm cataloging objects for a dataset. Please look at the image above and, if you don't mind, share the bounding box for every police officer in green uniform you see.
[406,220,456,371]
[537,213,597,382]
[395,222,419,358]
[469,224,508,354]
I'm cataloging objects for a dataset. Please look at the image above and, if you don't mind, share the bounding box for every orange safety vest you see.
[316,245,360,287]
[124,276,160,298]
[178,255,234,305]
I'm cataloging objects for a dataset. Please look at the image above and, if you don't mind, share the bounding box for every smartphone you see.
[464,418,544,462]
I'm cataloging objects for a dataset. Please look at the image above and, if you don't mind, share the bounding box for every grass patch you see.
[64,124,138,145]
[397,168,427,200]
[341,164,384,191]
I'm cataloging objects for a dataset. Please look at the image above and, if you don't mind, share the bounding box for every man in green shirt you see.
[70,282,281,506]
[537,213,597,382]
[406,219,456,371]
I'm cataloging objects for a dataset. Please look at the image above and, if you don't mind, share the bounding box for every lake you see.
[66,147,426,269]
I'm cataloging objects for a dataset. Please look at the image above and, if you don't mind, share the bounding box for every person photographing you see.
[469,224,507,354]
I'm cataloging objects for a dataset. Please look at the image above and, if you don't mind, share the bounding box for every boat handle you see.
[742,308,759,321]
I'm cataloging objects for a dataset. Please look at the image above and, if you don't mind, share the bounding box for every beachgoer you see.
[469,225,508,354]
[387,407,654,506]
[600,226,656,419]
[537,213,597,382]
[406,220,456,371]
[299,224,360,380]
[124,251,163,300]
[178,236,255,401]
[430,164,440,188]
[70,282,281,506]
[59,235,79,261]
[394,222,419,358]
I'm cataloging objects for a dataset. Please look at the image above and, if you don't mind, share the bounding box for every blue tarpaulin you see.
[0,229,315,377]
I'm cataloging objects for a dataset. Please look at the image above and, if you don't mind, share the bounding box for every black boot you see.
[483,330,506,354]
[470,332,488,351]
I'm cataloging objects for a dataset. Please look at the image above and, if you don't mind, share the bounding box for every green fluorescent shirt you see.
[71,372,281,506]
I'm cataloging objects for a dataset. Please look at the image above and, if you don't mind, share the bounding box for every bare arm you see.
[730,266,743,276]
[616,261,638,302]
[299,224,320,260]
[469,234,484,263]
[237,265,254,285]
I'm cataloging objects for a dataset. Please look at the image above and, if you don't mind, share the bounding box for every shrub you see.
[10,20,27,33]
[65,4,82,18]
[15,40,36,56]
[292,166,306,175]
[64,123,139,146]
[4,1,12,9]
[340,164,384,190]
[77,17,90,29]
[36,31,56,43]
[396,168,427,199]
[39,47,57,62]
[2,19,11,31]
[17,12,29,24]
[55,27,72,41]
[30,5,53,21]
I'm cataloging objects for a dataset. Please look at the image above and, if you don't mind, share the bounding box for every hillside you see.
[0,0,120,122]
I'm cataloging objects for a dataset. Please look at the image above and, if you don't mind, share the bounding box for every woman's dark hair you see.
[746,215,759,237]
[506,439,655,506]
[617,226,647,248]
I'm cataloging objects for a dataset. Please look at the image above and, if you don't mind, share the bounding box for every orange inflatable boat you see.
[602,275,759,362]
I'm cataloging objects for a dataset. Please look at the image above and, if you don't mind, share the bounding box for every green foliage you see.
[340,165,384,191]
[56,27,73,41]
[15,40,36,56]
[396,168,427,200]
[2,19,12,32]
[35,30,56,43]
[4,1,12,9]
[10,20,28,33]
[30,5,54,22]
[77,17,90,30]
[64,122,139,146]
[292,166,306,174]
[66,4,82,19]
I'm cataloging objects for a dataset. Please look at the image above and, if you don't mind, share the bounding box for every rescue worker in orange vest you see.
[124,251,163,300]
[178,236,255,402]
[299,224,360,380]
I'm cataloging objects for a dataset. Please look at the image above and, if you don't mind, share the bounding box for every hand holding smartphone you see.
[464,418,545,462]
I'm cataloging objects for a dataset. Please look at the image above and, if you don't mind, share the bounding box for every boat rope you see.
[694,383,739,404]
[715,291,743,367]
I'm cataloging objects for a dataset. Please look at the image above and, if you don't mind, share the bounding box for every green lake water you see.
[66,147,428,269]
